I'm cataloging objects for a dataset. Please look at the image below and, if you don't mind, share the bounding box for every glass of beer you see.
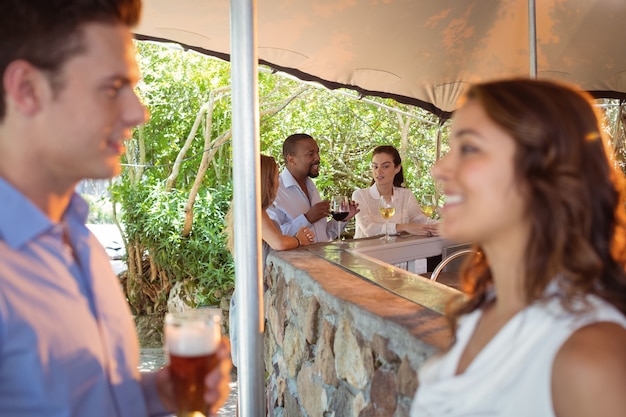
[165,309,221,417]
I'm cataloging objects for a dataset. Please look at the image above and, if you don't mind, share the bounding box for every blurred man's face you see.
[29,23,148,189]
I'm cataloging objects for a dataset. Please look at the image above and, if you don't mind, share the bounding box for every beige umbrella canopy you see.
[136,0,626,118]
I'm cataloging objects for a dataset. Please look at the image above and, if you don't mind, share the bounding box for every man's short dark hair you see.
[282,133,315,163]
[0,0,142,121]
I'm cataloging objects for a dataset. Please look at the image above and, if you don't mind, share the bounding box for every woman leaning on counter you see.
[351,145,439,239]
[225,154,315,368]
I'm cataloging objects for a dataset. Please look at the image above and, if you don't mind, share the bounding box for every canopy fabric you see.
[135,0,626,118]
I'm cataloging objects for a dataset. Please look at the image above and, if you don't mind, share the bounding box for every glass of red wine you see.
[330,195,350,243]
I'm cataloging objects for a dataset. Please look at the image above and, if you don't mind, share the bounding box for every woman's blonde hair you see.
[225,154,279,253]
[260,155,279,210]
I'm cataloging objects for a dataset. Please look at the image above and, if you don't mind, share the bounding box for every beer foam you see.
[166,323,220,356]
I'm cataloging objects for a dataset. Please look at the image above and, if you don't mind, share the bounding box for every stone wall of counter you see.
[264,248,457,417]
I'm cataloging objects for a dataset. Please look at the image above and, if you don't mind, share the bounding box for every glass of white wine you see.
[379,194,395,241]
[422,194,436,219]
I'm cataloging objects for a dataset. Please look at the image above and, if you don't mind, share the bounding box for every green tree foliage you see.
[113,42,450,315]
[113,42,626,317]
[597,99,626,171]
[112,43,237,314]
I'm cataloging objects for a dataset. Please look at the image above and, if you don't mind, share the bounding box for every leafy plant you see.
[113,41,452,315]
[113,41,626,320]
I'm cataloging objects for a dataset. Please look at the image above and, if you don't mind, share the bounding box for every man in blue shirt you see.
[0,1,231,416]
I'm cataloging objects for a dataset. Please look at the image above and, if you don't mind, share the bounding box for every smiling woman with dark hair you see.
[410,79,626,417]
[352,145,439,239]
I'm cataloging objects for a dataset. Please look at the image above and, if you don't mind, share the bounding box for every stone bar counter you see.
[263,235,465,417]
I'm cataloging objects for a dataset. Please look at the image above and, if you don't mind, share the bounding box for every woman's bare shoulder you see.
[552,321,626,417]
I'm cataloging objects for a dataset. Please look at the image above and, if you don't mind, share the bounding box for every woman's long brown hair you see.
[448,79,626,335]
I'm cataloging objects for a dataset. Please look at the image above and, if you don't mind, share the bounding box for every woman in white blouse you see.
[410,79,626,417]
[351,145,439,239]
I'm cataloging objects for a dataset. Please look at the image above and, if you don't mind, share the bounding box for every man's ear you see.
[3,60,50,116]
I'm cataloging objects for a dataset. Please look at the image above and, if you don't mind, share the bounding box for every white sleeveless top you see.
[410,293,626,417]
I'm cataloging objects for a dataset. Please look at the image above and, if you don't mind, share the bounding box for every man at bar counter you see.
[268,133,359,242]
[0,1,231,416]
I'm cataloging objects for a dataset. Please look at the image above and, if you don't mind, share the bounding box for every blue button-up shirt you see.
[0,179,169,417]
[267,169,344,243]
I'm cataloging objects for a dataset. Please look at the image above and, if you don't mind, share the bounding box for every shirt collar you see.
[0,178,89,249]
[280,168,301,189]
[368,184,381,199]
[369,184,399,199]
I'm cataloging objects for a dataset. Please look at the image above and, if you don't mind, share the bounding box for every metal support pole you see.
[528,0,537,78]
[434,117,444,209]
[230,0,265,416]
